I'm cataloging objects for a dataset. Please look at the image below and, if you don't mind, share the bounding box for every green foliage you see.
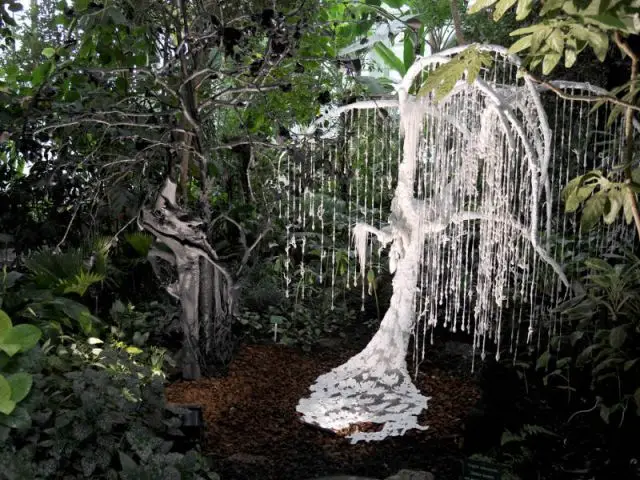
[539,252,640,426]
[468,0,640,73]
[418,46,494,100]
[0,341,217,479]
[0,309,40,419]
[374,41,409,76]
[125,232,154,257]
[469,423,558,479]
[562,169,640,232]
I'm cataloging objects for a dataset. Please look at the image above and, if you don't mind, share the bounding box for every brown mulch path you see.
[166,343,480,480]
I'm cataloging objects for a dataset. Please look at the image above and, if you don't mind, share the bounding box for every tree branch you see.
[526,71,640,113]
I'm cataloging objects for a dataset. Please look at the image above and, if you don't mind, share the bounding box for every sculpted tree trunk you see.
[296,46,571,443]
[141,179,237,379]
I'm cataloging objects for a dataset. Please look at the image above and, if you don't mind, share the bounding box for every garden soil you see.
[166,339,480,480]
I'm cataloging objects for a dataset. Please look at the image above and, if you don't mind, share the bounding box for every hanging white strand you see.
[300,143,308,300]
[285,151,292,299]
[319,139,326,284]
[331,142,337,310]
[310,143,316,231]
[354,110,362,291]
[378,114,386,275]
[363,110,370,307]
[346,110,353,290]
[277,151,283,219]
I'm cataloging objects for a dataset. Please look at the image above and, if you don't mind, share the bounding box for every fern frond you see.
[521,424,558,437]
[418,47,493,101]
[124,232,154,257]
[59,271,105,296]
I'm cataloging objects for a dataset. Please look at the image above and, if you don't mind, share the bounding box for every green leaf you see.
[383,0,404,7]
[634,387,640,409]
[516,0,534,20]
[589,30,609,61]
[42,48,56,59]
[609,325,627,349]
[373,42,406,76]
[581,191,607,231]
[539,0,565,15]
[501,430,524,445]
[508,35,533,54]
[586,14,627,30]
[32,61,54,87]
[7,373,32,403]
[511,24,547,36]
[468,0,500,15]
[624,358,638,371]
[0,311,11,334]
[7,2,23,12]
[0,324,41,353]
[0,375,15,415]
[493,0,518,21]
[542,52,561,74]
[51,298,98,334]
[563,175,584,202]
[531,27,552,54]
[418,47,492,100]
[570,330,584,345]
[0,342,20,357]
[107,6,129,25]
[536,350,551,370]
[119,452,138,471]
[603,189,623,224]
[0,407,31,429]
[565,48,578,68]
[403,34,415,70]
[548,29,565,53]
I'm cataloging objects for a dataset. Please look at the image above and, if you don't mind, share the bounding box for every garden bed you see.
[166,341,480,480]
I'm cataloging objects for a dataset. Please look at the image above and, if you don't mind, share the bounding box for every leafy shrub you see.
[539,252,640,426]
[0,309,41,425]
[0,343,218,479]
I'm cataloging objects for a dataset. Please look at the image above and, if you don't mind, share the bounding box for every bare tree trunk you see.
[450,0,466,45]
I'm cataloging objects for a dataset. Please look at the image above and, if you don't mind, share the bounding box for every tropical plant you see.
[0,309,41,427]
[538,252,640,426]
[0,340,218,479]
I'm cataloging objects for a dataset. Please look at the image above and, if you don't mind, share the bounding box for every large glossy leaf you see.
[609,325,627,349]
[0,375,15,415]
[0,406,31,429]
[373,42,406,76]
[32,61,54,87]
[493,0,518,21]
[7,373,32,403]
[0,324,41,354]
[0,311,10,334]
[468,0,500,14]
[581,191,607,231]
[403,33,415,70]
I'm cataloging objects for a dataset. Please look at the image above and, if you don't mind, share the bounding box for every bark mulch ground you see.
[166,342,480,480]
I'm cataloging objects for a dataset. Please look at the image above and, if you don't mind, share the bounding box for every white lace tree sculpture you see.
[296,46,570,443]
